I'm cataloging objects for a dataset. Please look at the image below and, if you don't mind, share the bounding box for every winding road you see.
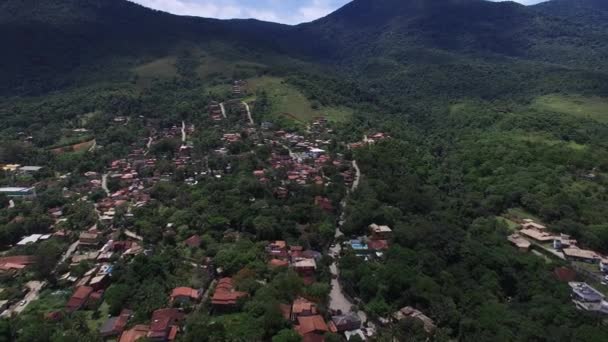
[242,101,254,125]
[328,158,366,322]
[101,173,110,196]
[181,121,187,142]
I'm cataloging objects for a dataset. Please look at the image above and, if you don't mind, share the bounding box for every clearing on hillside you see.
[532,94,608,124]
[247,76,353,123]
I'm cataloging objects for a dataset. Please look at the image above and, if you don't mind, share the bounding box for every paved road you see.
[101,173,110,196]
[1,281,46,317]
[351,160,361,192]
[181,121,187,142]
[59,241,79,265]
[242,101,254,125]
[220,103,227,119]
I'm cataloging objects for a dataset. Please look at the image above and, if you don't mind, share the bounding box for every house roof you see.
[269,259,289,268]
[563,247,600,260]
[66,286,94,311]
[184,235,201,248]
[294,259,317,269]
[519,228,555,242]
[296,315,329,335]
[212,278,248,305]
[119,325,150,342]
[148,308,185,338]
[292,297,317,315]
[368,239,389,251]
[170,287,200,300]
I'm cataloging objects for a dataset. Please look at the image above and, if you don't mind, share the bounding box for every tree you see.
[272,329,301,342]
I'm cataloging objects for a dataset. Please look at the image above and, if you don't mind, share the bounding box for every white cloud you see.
[296,0,335,23]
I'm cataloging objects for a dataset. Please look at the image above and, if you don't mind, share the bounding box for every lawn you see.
[211,312,263,340]
[514,132,586,151]
[85,301,110,331]
[133,57,178,87]
[496,216,519,232]
[504,208,542,223]
[532,94,608,124]
[247,76,353,123]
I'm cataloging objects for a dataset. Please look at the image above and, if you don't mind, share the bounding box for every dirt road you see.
[220,103,227,119]
[1,281,46,317]
[242,101,254,125]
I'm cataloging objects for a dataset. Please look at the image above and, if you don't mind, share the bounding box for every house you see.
[89,274,111,291]
[369,224,392,240]
[553,234,576,250]
[79,231,102,246]
[0,255,37,273]
[291,297,318,321]
[211,278,248,310]
[184,235,201,248]
[66,286,94,312]
[170,287,201,304]
[563,246,601,263]
[294,259,317,277]
[330,313,361,333]
[147,308,185,341]
[120,325,150,342]
[519,228,555,242]
[18,166,43,173]
[295,315,329,340]
[393,306,436,333]
[507,233,531,251]
[0,187,36,198]
[569,282,608,313]
[99,309,132,338]
[368,240,389,251]
[521,220,546,230]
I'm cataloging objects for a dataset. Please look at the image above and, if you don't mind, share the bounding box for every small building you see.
[569,282,608,313]
[79,231,102,246]
[507,233,531,251]
[211,278,248,311]
[147,308,185,341]
[0,187,36,198]
[268,259,289,269]
[18,166,43,173]
[330,313,361,333]
[519,228,555,242]
[16,234,52,246]
[521,220,546,230]
[553,234,576,250]
[120,324,150,342]
[563,246,601,263]
[291,297,318,321]
[294,259,317,277]
[184,235,201,248]
[66,286,94,312]
[100,309,132,338]
[295,315,329,341]
[170,287,201,304]
[369,224,392,240]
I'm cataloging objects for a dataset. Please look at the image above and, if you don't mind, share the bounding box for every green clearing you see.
[247,76,353,122]
[133,57,178,87]
[85,301,110,331]
[514,132,587,151]
[212,313,263,340]
[532,94,608,124]
[496,216,519,231]
[504,208,542,223]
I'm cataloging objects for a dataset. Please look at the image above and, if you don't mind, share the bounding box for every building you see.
[563,246,601,263]
[211,278,248,310]
[330,313,361,333]
[519,228,555,242]
[18,166,43,173]
[79,231,102,246]
[0,187,36,198]
[521,220,546,230]
[291,297,318,321]
[120,325,150,342]
[184,235,201,248]
[0,255,37,273]
[170,287,201,304]
[66,286,94,312]
[295,315,329,341]
[569,282,608,313]
[369,224,392,240]
[147,308,185,341]
[393,306,436,333]
[507,233,531,251]
[553,234,576,250]
[99,309,132,338]
[294,259,317,277]
[16,234,51,246]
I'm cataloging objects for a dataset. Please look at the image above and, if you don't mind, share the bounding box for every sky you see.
[129,0,546,25]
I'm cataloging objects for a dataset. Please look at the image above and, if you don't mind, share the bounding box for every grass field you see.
[532,94,608,124]
[496,216,519,231]
[247,76,353,123]
[134,57,178,87]
[514,132,587,151]
[504,207,542,223]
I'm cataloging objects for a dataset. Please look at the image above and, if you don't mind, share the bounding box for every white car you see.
[19,300,27,306]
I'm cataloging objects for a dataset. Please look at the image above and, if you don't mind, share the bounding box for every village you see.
[507,218,608,315]
[0,79,419,342]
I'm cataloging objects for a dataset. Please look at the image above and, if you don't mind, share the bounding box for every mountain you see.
[2,0,608,99]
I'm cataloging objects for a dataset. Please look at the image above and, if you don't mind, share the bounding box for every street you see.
[1,281,46,317]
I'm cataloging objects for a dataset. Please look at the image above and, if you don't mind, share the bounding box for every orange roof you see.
[170,287,199,300]
[519,228,555,242]
[296,315,329,336]
[119,325,149,342]
[212,278,248,306]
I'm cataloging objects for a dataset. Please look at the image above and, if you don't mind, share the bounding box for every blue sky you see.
[129,0,546,25]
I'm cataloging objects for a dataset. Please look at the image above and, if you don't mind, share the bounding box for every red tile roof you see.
[212,278,248,306]
[296,315,329,336]
[119,325,149,342]
[148,308,185,340]
[184,235,201,248]
[66,286,94,312]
